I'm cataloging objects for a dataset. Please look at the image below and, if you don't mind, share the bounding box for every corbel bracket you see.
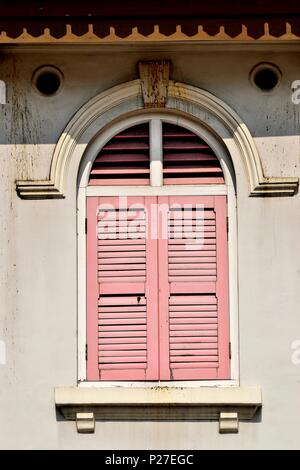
[219,411,239,434]
[76,412,95,433]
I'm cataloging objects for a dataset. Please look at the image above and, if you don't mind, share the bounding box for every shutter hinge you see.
[226,216,229,235]
[229,341,232,360]
[85,218,88,234]
[85,344,88,361]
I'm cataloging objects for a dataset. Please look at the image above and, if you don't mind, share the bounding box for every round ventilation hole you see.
[250,63,281,92]
[32,66,63,96]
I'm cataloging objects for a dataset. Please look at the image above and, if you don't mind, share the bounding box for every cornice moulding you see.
[1,23,300,45]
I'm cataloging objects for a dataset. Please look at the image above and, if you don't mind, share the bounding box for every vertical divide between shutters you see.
[87,195,230,381]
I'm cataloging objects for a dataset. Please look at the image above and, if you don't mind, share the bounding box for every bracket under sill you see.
[55,385,261,434]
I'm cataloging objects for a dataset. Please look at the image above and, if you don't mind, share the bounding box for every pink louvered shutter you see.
[87,196,159,381]
[89,124,150,186]
[163,123,224,185]
[158,195,230,380]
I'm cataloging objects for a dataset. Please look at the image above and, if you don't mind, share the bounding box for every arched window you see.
[80,115,237,383]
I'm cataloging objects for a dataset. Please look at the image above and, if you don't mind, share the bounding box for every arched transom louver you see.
[88,122,224,186]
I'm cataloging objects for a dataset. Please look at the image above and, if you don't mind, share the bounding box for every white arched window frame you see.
[77,111,239,387]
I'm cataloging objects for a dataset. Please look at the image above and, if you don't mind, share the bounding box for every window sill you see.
[55,385,262,434]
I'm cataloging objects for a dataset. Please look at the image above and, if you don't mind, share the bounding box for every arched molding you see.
[16,79,298,198]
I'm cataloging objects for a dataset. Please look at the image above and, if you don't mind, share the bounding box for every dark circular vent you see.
[32,66,63,96]
[250,63,281,92]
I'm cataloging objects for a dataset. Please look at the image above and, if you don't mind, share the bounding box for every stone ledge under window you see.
[55,386,262,433]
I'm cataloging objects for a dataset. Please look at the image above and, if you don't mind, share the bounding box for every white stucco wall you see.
[0,47,299,449]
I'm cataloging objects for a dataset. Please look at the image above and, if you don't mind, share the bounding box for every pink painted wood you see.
[97,196,148,380]
[157,195,230,381]
[88,123,150,186]
[86,197,101,380]
[144,196,160,379]
[87,195,160,381]
[157,196,171,380]
[162,123,225,186]
[214,196,230,379]
[87,193,230,382]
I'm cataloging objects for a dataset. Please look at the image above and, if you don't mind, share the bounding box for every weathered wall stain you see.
[7,54,41,181]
